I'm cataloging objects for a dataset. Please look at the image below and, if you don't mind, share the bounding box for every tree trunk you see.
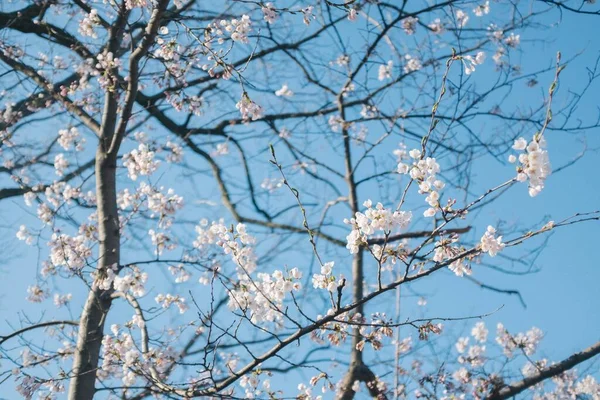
[68,150,120,399]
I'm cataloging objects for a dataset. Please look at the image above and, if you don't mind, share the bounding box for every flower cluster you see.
[164,140,184,163]
[262,3,277,24]
[194,220,257,277]
[116,267,148,296]
[433,235,471,276]
[347,8,358,21]
[54,153,68,176]
[344,200,412,254]
[302,6,315,26]
[312,261,341,292]
[275,84,294,97]
[356,313,394,351]
[236,93,263,121]
[154,39,181,61]
[93,265,147,297]
[205,14,253,47]
[509,136,551,197]
[58,127,85,151]
[260,177,284,192]
[155,293,188,313]
[456,9,469,28]
[428,18,444,34]
[240,372,275,399]
[496,323,543,357]
[79,9,101,38]
[118,182,183,229]
[328,115,345,132]
[228,268,302,324]
[125,0,147,9]
[378,60,393,81]
[168,264,191,283]
[398,149,445,217]
[403,54,422,73]
[461,51,486,75]
[473,1,490,17]
[48,232,93,272]
[505,33,520,48]
[149,229,176,255]
[16,225,34,245]
[123,143,160,180]
[100,324,180,387]
[94,51,121,90]
[311,310,356,346]
[26,285,48,303]
[53,293,72,308]
[212,142,229,156]
[210,15,252,44]
[480,225,505,257]
[455,323,489,367]
[402,17,418,35]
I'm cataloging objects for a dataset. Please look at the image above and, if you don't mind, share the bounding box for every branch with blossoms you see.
[85,208,597,398]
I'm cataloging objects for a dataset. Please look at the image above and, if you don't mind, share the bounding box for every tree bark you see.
[68,152,119,399]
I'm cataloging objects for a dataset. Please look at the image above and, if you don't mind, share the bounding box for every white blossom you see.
[403,54,422,73]
[236,93,263,121]
[275,84,294,97]
[473,1,490,17]
[344,200,412,254]
[79,9,101,38]
[378,61,393,81]
[123,143,160,180]
[480,225,505,257]
[262,3,277,24]
[16,225,34,245]
[456,10,469,28]
[510,137,551,196]
[402,17,418,35]
[54,153,69,176]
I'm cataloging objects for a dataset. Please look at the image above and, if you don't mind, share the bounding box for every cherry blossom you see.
[473,1,491,17]
[347,8,358,21]
[378,60,393,81]
[54,153,68,176]
[236,93,263,121]
[26,285,48,303]
[510,136,551,196]
[122,143,160,180]
[155,293,188,313]
[16,225,34,245]
[402,17,419,35]
[505,32,521,47]
[302,6,315,26]
[461,51,486,75]
[312,261,340,292]
[262,3,277,24]
[428,18,444,33]
[125,0,147,9]
[403,54,422,73]
[58,127,85,151]
[275,84,294,97]
[456,9,470,28]
[344,200,412,254]
[480,225,505,257]
[78,9,101,38]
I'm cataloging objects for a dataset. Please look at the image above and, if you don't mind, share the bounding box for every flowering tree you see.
[1,0,600,399]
